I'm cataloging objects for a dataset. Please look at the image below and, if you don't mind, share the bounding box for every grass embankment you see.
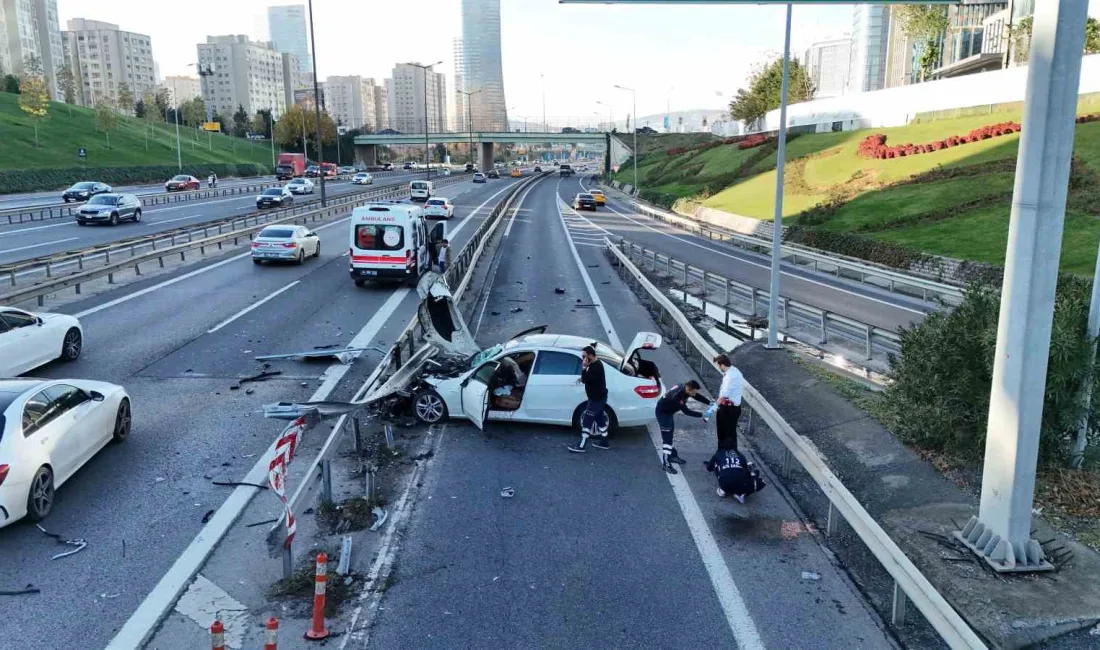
[0,90,274,170]
[613,99,1100,274]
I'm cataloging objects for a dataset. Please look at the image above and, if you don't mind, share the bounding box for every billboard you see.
[202,121,221,132]
[294,88,325,112]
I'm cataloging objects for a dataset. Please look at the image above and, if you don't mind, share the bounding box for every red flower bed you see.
[857,120,1021,160]
[738,134,770,150]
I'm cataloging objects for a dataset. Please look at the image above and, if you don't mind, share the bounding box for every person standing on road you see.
[704,438,766,503]
[438,239,452,274]
[713,354,744,450]
[567,345,610,453]
[655,380,712,474]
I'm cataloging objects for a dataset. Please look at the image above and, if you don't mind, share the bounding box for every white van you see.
[349,203,446,287]
[409,180,433,202]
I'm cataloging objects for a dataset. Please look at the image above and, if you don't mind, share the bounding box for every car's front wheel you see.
[60,328,82,361]
[26,466,54,522]
[413,389,449,424]
[109,212,119,226]
[132,209,142,223]
[112,398,131,443]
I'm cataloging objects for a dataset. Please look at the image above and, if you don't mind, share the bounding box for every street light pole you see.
[174,101,182,171]
[409,61,443,179]
[458,88,481,167]
[270,115,276,168]
[615,84,637,194]
[307,0,326,206]
[767,3,793,350]
[540,73,546,132]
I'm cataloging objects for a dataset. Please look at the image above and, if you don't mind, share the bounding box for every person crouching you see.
[655,380,711,474]
[704,439,766,503]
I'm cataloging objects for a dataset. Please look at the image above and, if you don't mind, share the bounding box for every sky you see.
[57,0,854,122]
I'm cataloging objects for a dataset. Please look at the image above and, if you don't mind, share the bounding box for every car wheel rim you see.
[32,471,52,514]
[63,330,81,358]
[416,395,444,422]
[116,401,131,438]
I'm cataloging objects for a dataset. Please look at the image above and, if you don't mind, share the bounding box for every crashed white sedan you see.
[390,273,664,430]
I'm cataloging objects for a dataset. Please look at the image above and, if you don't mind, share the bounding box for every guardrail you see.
[0,173,477,307]
[605,238,987,650]
[603,186,964,307]
[267,172,550,570]
[618,239,901,365]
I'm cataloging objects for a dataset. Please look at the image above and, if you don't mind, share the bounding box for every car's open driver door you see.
[460,361,498,430]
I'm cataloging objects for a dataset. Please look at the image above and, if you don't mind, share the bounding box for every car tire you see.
[63,198,70,203]
[26,466,54,522]
[112,398,131,443]
[295,250,305,265]
[570,403,619,431]
[109,212,119,226]
[253,258,263,265]
[354,279,366,288]
[313,242,321,258]
[413,389,449,424]
[60,328,82,361]
[76,220,86,226]
[132,209,142,223]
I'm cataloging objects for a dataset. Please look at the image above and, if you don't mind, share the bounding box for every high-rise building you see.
[374,81,388,130]
[460,0,507,130]
[452,37,468,131]
[849,5,891,93]
[280,52,303,109]
[804,36,852,98]
[163,75,202,106]
[197,35,286,120]
[2,0,64,99]
[386,63,448,133]
[884,8,920,88]
[63,19,156,109]
[325,75,381,130]
[267,5,311,74]
[930,1,1007,79]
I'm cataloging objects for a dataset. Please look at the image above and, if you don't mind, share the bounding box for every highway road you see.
[0,171,431,265]
[0,174,526,648]
[0,175,276,211]
[558,176,929,333]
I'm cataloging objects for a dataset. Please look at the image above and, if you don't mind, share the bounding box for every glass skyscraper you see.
[461,0,508,131]
[267,5,311,74]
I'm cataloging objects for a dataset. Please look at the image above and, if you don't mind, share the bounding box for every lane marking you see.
[3,237,78,254]
[553,183,766,650]
[474,177,542,335]
[207,280,301,333]
[574,179,926,316]
[0,220,71,236]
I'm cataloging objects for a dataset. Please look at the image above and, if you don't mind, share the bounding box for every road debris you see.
[801,571,821,581]
[36,524,87,560]
[337,536,353,575]
[231,370,283,390]
[246,518,280,528]
[263,401,361,420]
[369,506,389,532]
[201,509,216,524]
[554,288,566,294]
[500,487,515,498]
[255,345,384,365]
[510,307,523,313]
[155,477,166,483]
[490,311,500,316]
[212,480,269,490]
[0,584,40,596]
[99,593,121,599]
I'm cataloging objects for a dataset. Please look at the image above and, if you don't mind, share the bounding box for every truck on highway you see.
[276,153,306,180]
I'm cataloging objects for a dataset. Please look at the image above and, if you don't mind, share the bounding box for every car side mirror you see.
[89,391,105,402]
[36,317,44,326]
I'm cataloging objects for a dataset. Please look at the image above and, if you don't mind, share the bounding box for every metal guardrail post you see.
[782,298,790,331]
[827,502,840,537]
[750,289,758,315]
[683,263,689,289]
[864,326,873,360]
[321,459,333,504]
[819,312,828,344]
[892,581,908,625]
[283,543,294,581]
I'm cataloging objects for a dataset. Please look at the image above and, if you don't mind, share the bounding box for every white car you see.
[423,197,454,220]
[404,274,663,430]
[0,378,131,527]
[353,172,374,185]
[286,178,315,195]
[0,307,83,377]
[251,224,321,265]
[440,168,451,176]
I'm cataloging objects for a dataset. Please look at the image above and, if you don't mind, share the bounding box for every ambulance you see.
[349,203,446,287]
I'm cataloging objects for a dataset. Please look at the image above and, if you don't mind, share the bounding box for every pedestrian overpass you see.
[353,131,611,171]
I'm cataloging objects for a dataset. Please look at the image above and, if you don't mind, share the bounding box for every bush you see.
[784,226,929,269]
[881,276,1099,465]
[738,134,770,150]
[0,162,273,194]
[856,121,1021,160]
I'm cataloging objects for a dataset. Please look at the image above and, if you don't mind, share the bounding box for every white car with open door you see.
[406,273,663,430]
[0,378,131,527]
[422,197,454,220]
[0,307,83,377]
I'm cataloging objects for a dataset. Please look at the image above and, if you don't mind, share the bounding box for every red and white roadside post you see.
[210,620,225,650]
[264,616,279,650]
[304,552,330,641]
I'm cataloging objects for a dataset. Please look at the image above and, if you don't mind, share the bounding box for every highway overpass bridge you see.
[354,131,612,170]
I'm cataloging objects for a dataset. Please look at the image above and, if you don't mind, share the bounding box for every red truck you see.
[275,153,306,180]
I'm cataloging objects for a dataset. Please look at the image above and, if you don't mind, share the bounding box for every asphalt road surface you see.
[0,175,525,649]
[561,176,928,332]
[0,175,276,211]
[0,172,430,265]
[365,175,894,649]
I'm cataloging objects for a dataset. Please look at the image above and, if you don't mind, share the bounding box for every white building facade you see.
[163,74,201,106]
[63,18,156,109]
[197,35,286,120]
[325,75,381,131]
[849,5,891,93]
[2,0,65,99]
[805,36,852,98]
[386,63,448,133]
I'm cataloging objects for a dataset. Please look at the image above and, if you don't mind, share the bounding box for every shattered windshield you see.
[469,345,502,368]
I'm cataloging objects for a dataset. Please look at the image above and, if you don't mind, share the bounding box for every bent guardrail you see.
[606,238,986,650]
[618,239,901,365]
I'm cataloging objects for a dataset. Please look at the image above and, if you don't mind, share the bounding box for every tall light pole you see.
[596,100,612,131]
[307,0,326,206]
[270,115,277,169]
[458,88,481,166]
[615,84,637,194]
[174,99,182,171]
[767,4,793,349]
[409,60,443,179]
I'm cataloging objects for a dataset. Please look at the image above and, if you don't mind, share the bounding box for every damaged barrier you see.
[606,238,987,650]
[261,172,550,576]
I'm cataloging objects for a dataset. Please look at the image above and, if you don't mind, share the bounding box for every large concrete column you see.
[954,0,1089,573]
[354,144,378,169]
[479,142,494,172]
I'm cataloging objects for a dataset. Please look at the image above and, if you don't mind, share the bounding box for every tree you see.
[55,66,76,114]
[728,56,814,126]
[2,75,18,94]
[22,54,43,78]
[1087,17,1100,55]
[232,104,250,137]
[134,99,147,118]
[140,91,160,150]
[117,82,135,115]
[96,97,119,148]
[182,96,206,127]
[1012,16,1100,63]
[275,105,308,150]
[153,87,170,120]
[894,5,949,81]
[18,73,50,147]
[252,109,272,138]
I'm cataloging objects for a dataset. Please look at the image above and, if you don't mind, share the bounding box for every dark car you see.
[382,163,394,171]
[165,174,200,192]
[572,193,597,211]
[305,165,321,178]
[465,163,476,172]
[75,193,142,226]
[534,165,542,173]
[472,172,487,183]
[62,181,112,203]
[256,187,294,209]
[487,169,500,179]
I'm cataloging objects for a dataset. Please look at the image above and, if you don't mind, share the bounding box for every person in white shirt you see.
[713,354,743,451]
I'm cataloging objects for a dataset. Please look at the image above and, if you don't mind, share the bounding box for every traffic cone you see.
[304,552,330,640]
[210,620,225,650]
[264,617,279,650]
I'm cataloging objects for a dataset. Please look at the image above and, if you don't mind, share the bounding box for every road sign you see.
[78,147,87,159]
[202,121,221,132]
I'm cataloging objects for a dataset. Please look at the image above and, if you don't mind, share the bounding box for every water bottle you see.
[702,403,717,422]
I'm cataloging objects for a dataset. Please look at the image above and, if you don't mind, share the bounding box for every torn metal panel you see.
[262,402,359,420]
[417,271,481,357]
[254,347,381,365]
[362,345,439,403]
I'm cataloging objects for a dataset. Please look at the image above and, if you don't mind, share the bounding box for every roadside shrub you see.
[784,226,929,269]
[638,188,679,208]
[857,121,1021,160]
[0,163,272,195]
[882,276,1098,465]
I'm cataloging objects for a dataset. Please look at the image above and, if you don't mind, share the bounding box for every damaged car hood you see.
[416,271,481,357]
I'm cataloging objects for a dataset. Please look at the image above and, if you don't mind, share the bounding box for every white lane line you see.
[553,187,766,650]
[3,237,78,253]
[207,280,301,333]
[0,220,71,236]
[577,180,925,316]
[107,289,410,650]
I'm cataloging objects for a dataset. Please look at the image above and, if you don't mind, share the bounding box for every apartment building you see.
[452,37,468,131]
[63,18,156,108]
[163,74,201,106]
[386,63,448,133]
[805,36,852,98]
[2,0,65,99]
[197,35,286,120]
[374,82,388,131]
[325,75,382,130]
[281,52,303,108]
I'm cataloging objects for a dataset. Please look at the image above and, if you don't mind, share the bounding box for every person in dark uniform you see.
[567,345,610,453]
[655,380,712,474]
[704,439,766,503]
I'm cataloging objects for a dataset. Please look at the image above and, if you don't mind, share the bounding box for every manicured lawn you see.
[703,168,826,218]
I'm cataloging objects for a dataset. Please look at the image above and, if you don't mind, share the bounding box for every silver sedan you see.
[251,225,321,265]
